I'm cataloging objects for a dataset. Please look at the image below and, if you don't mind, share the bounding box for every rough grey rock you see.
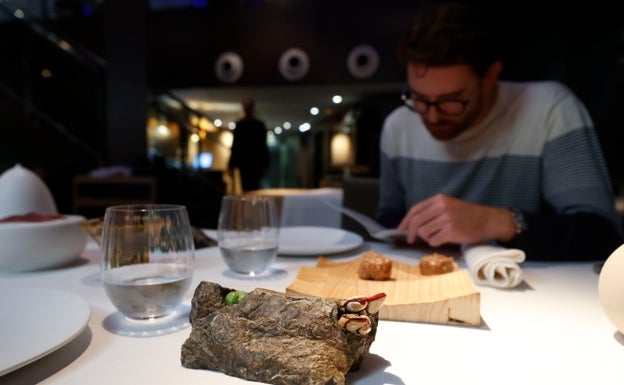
[181,281,379,385]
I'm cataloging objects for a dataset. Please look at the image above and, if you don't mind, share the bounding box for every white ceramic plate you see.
[0,287,91,376]
[278,226,363,256]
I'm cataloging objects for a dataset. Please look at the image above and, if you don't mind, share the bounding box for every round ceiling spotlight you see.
[278,48,309,81]
[347,44,379,79]
[215,51,244,83]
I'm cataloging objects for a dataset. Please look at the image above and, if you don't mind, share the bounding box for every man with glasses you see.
[378,2,622,261]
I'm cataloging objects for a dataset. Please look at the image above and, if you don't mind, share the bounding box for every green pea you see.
[224,290,248,306]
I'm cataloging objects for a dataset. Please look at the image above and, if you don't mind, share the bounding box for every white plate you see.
[278,226,363,255]
[0,287,91,376]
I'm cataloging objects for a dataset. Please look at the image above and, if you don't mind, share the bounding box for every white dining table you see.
[0,233,623,385]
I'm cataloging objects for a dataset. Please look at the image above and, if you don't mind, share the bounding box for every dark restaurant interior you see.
[1,0,622,228]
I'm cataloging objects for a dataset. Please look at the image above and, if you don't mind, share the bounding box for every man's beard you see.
[423,119,468,141]
[422,99,480,141]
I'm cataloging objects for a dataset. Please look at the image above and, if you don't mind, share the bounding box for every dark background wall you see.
[1,0,622,213]
[148,1,624,189]
[145,1,414,88]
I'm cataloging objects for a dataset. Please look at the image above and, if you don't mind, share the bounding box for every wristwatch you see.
[510,208,528,235]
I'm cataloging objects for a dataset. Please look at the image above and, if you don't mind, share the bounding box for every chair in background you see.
[341,176,379,240]
[72,175,157,219]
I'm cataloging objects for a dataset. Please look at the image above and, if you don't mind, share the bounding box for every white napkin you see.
[462,243,526,289]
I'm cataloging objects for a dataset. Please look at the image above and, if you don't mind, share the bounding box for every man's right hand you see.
[397,194,517,246]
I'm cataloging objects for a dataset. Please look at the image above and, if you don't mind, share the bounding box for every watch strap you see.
[510,208,528,235]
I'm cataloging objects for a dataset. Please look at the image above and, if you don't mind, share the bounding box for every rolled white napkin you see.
[462,243,526,289]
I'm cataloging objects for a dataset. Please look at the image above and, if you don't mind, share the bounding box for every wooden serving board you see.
[286,256,481,326]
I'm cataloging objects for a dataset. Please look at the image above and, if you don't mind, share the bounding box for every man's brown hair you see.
[399,2,501,77]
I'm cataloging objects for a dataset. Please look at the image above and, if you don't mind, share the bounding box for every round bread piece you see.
[357,250,393,281]
[419,253,458,275]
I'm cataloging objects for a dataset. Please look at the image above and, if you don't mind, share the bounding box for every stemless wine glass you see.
[100,204,194,320]
[218,195,279,277]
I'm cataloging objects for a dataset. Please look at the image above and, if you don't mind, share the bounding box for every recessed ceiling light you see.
[299,122,311,132]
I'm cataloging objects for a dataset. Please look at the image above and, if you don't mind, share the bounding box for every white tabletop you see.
[0,236,622,385]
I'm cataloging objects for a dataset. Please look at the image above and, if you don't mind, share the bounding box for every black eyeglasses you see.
[400,87,469,116]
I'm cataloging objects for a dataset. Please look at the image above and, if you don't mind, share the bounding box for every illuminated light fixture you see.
[220,130,234,147]
[188,100,240,112]
[214,119,223,127]
[299,122,311,133]
[190,115,199,127]
[283,122,291,130]
[190,133,200,143]
[330,132,354,167]
[309,107,319,116]
[58,40,72,53]
[347,44,380,79]
[14,9,24,18]
[267,131,277,146]
[274,127,283,135]
[161,96,183,109]
[199,117,216,132]
[157,124,170,137]
[40,69,52,78]
[215,51,244,83]
[228,121,236,130]
[332,95,343,104]
[278,48,310,81]
[193,152,214,169]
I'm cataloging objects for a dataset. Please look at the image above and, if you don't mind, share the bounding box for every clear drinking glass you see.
[100,204,195,320]
[218,195,279,277]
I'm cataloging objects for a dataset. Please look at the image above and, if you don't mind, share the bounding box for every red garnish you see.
[0,212,64,223]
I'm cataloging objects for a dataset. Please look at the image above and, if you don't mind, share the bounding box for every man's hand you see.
[397,194,516,246]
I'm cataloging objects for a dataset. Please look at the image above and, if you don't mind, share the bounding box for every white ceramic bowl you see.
[0,215,87,272]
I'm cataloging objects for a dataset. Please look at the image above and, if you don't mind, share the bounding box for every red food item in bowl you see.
[0,212,64,223]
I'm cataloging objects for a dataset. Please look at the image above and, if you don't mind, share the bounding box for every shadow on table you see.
[80,271,102,287]
[0,256,92,278]
[0,327,92,384]
[347,353,405,385]
[51,256,91,270]
[102,304,191,338]
[509,280,534,292]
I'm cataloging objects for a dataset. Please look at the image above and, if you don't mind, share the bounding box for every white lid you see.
[0,164,58,218]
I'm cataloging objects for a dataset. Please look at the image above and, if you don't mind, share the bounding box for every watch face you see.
[511,209,527,234]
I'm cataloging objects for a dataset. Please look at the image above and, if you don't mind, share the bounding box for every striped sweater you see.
[379,80,622,261]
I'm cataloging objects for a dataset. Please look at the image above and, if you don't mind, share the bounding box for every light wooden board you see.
[286,256,482,326]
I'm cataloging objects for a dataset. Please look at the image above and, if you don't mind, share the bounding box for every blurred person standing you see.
[378,1,622,261]
[228,97,270,191]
